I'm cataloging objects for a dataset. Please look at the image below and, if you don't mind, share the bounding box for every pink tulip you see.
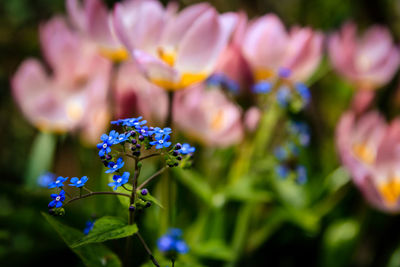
[67,0,128,61]
[213,12,253,91]
[329,22,400,89]
[242,14,323,83]
[173,85,244,146]
[114,60,168,125]
[12,17,111,144]
[336,111,400,212]
[244,107,261,132]
[283,27,324,82]
[113,3,233,90]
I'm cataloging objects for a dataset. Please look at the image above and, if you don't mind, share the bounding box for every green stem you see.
[139,153,162,161]
[136,232,160,267]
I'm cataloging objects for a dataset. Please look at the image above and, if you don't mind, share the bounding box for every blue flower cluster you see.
[100,117,195,189]
[157,228,189,256]
[47,176,89,208]
[206,73,240,94]
[273,121,310,184]
[251,68,310,111]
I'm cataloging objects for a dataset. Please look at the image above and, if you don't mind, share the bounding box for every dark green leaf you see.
[42,212,121,267]
[71,216,138,248]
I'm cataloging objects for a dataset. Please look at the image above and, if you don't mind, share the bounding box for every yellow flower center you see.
[157,47,176,67]
[254,68,275,82]
[378,178,400,207]
[99,47,129,62]
[151,72,208,91]
[352,143,375,165]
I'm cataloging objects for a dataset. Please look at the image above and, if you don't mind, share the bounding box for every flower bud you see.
[141,189,148,195]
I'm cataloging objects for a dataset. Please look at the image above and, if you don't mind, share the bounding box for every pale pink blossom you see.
[213,12,253,91]
[113,3,233,90]
[242,14,323,83]
[67,0,128,61]
[173,85,244,146]
[12,17,111,144]
[336,111,400,212]
[114,61,168,125]
[329,22,400,89]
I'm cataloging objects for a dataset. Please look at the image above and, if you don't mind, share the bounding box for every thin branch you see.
[137,166,168,190]
[136,232,160,267]
[122,184,132,192]
[64,191,130,206]
[139,153,161,161]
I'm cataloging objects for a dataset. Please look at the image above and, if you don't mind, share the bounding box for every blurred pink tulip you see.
[242,14,323,83]
[113,3,233,90]
[329,23,400,89]
[173,85,244,146]
[337,111,400,212]
[114,61,168,125]
[67,0,128,61]
[12,17,111,144]
[213,12,253,91]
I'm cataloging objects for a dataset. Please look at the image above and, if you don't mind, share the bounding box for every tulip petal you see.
[175,8,231,74]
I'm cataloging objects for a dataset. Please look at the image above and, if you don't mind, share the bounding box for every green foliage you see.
[42,212,122,266]
[25,132,56,188]
[71,216,138,248]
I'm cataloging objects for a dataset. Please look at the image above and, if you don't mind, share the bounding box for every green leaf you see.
[115,183,132,208]
[71,216,138,248]
[25,132,57,188]
[192,240,233,261]
[223,176,273,203]
[172,168,213,206]
[322,219,360,267]
[42,212,121,267]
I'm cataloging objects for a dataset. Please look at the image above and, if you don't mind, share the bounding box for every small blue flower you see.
[296,165,307,184]
[150,135,171,149]
[69,176,88,188]
[48,190,66,208]
[178,143,195,155]
[276,87,291,107]
[123,117,147,129]
[114,132,131,144]
[278,67,291,78]
[157,228,189,254]
[138,126,151,137]
[274,147,288,161]
[97,130,118,157]
[207,73,239,93]
[48,176,68,189]
[289,121,310,147]
[295,83,311,106]
[108,172,130,190]
[275,165,289,179]
[38,172,55,188]
[83,220,95,235]
[106,158,125,173]
[153,127,172,138]
[252,81,272,94]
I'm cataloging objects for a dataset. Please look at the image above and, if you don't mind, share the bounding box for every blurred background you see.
[2,0,400,266]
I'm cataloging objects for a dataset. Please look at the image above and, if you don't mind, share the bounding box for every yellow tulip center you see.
[157,47,176,67]
[99,47,129,62]
[352,143,375,165]
[254,68,275,82]
[378,178,400,207]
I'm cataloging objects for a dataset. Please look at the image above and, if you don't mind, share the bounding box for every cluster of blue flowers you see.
[99,117,195,181]
[47,176,89,208]
[252,67,310,111]
[274,121,310,184]
[157,228,189,258]
[206,73,240,94]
